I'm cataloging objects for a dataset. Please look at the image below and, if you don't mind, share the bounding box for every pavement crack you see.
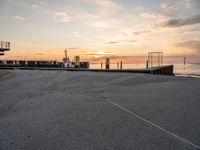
[0,102,18,119]
[103,96,200,150]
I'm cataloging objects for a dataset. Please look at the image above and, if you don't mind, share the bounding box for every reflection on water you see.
[90,63,200,77]
[174,63,200,77]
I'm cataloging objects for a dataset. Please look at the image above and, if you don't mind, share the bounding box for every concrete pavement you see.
[0,70,200,150]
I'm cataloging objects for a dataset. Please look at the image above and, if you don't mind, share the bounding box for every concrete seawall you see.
[0,65,174,75]
[150,65,174,75]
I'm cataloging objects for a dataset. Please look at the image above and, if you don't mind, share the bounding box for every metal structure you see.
[148,52,163,68]
[0,41,10,55]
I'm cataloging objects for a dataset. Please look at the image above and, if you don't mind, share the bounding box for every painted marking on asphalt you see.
[104,97,200,149]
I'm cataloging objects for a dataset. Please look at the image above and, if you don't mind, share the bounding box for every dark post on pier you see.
[184,57,186,66]
[184,57,186,71]
[120,61,123,70]
[105,58,110,69]
[146,60,149,69]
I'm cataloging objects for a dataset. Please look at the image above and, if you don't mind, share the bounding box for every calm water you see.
[174,63,200,77]
[89,63,200,77]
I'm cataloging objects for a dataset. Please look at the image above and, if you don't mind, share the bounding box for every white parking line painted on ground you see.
[104,97,200,149]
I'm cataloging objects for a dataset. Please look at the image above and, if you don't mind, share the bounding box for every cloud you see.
[160,2,173,11]
[32,4,42,11]
[158,14,200,28]
[35,53,44,56]
[128,40,136,43]
[105,40,136,44]
[67,47,79,50]
[54,12,71,23]
[77,0,123,28]
[86,51,112,56]
[89,55,147,62]
[105,41,119,44]
[182,0,194,9]
[139,12,168,20]
[155,0,200,28]
[84,19,123,28]
[13,15,25,21]
[96,0,120,11]
[160,0,196,14]
[87,0,120,14]
[72,32,80,35]
[176,40,200,51]
[133,30,150,35]
[95,0,118,8]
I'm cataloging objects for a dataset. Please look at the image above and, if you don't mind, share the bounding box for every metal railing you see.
[89,62,144,70]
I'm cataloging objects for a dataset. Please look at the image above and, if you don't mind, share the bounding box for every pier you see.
[0,65,174,75]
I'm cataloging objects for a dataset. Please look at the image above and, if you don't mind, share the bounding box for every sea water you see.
[89,63,200,78]
[174,63,200,77]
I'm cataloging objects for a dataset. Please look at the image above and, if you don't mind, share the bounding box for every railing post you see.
[117,62,119,70]
[146,60,149,69]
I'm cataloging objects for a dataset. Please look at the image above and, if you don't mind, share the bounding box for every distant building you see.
[105,58,110,69]
[74,56,80,68]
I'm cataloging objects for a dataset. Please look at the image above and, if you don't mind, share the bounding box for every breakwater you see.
[0,65,174,75]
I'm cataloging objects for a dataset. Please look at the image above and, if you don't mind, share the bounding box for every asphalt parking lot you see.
[0,70,200,150]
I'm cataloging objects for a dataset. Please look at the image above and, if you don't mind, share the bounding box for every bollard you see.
[184,57,186,66]
[120,61,122,70]
[146,60,149,69]
[184,57,186,71]
[101,61,103,69]
[105,58,110,69]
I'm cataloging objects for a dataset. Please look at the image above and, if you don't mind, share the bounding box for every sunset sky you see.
[0,0,200,63]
